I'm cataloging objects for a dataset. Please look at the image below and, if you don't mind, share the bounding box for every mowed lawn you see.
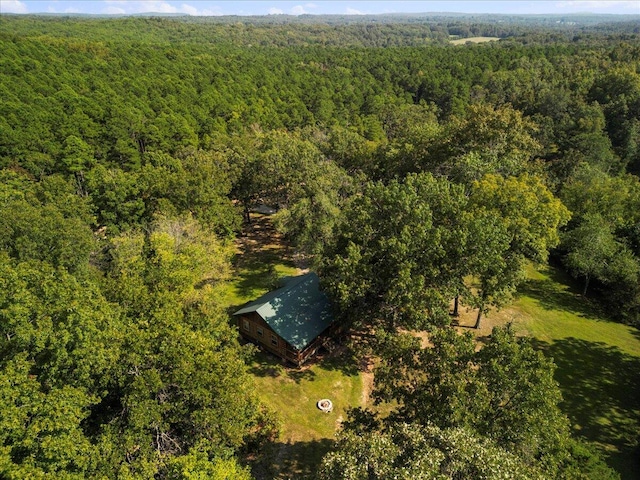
[248,351,363,479]
[222,214,364,479]
[513,265,640,480]
[224,215,640,479]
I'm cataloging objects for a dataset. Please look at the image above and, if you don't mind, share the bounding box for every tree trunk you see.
[474,307,483,329]
[452,295,459,317]
[244,205,251,225]
[582,275,590,296]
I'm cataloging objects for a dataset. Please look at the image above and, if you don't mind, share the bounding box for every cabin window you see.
[271,334,278,347]
[257,327,263,337]
[243,319,250,331]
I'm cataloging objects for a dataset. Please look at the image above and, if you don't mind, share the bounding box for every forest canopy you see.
[1,13,639,479]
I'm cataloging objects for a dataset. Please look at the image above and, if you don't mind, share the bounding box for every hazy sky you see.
[1,0,639,16]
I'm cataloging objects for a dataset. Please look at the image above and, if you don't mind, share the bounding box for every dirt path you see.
[360,356,375,406]
[234,212,309,274]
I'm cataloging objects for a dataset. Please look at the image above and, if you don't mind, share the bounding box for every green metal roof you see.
[233,272,334,351]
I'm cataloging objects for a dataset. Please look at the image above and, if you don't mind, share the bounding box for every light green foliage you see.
[61,134,94,175]
[437,103,542,183]
[140,150,241,235]
[470,174,570,262]
[373,328,480,429]
[104,214,232,315]
[96,215,273,477]
[376,102,442,179]
[0,211,273,478]
[320,422,543,480]
[164,448,252,480]
[561,164,640,229]
[321,172,570,330]
[87,150,240,234]
[0,255,122,477]
[86,165,146,232]
[0,255,122,391]
[563,213,639,295]
[559,165,640,318]
[467,174,570,326]
[475,326,570,470]
[0,355,97,479]
[319,125,380,176]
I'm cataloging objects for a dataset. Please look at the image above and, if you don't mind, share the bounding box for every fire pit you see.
[317,399,333,413]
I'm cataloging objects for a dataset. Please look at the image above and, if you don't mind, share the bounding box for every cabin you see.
[233,272,337,366]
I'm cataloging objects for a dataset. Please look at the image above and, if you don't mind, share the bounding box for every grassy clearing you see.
[511,264,640,480]
[517,265,640,355]
[452,265,640,478]
[225,215,639,479]
[248,351,363,479]
[450,36,500,45]
[221,213,299,309]
[223,214,365,479]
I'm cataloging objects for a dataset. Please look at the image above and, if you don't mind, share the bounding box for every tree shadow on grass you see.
[249,438,334,480]
[233,257,296,303]
[313,345,361,377]
[518,266,603,320]
[533,337,640,479]
[248,350,317,383]
[231,213,298,307]
[248,351,287,378]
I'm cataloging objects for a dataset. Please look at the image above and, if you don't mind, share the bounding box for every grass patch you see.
[226,213,640,478]
[248,350,363,479]
[450,36,500,44]
[512,264,640,479]
[224,214,365,478]
[221,213,299,309]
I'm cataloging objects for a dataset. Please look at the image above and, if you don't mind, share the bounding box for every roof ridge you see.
[278,272,314,294]
[233,271,333,351]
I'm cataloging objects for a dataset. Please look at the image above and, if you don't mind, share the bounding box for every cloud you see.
[1,0,28,13]
[556,1,640,11]
[100,1,222,16]
[346,7,365,15]
[269,7,284,14]
[291,5,306,15]
[104,6,127,14]
[180,3,222,15]
[180,3,198,15]
[101,1,177,14]
[148,2,178,13]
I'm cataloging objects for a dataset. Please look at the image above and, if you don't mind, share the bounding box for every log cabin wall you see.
[238,312,299,364]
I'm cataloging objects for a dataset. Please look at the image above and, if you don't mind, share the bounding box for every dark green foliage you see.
[0,256,120,478]
[0,217,275,478]
[559,165,640,321]
[320,172,569,330]
[0,171,95,274]
[344,325,619,479]
[0,13,639,478]
[320,173,469,330]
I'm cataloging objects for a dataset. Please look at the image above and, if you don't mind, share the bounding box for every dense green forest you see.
[1,14,639,479]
